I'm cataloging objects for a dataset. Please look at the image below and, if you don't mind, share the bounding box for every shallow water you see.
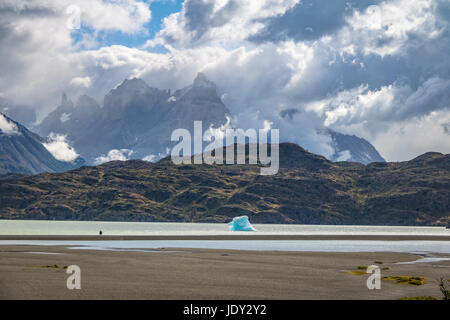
[0,220,449,236]
[1,239,449,254]
[396,257,450,264]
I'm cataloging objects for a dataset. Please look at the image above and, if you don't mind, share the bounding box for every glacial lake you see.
[0,220,449,254]
[0,220,449,236]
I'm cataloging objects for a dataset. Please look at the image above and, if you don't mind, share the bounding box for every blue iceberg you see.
[228,216,256,231]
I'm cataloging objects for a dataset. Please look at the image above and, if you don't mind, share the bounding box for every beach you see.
[1,236,449,300]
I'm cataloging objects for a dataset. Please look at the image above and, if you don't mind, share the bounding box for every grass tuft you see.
[346,270,366,276]
[398,296,437,300]
[382,276,426,286]
[357,266,368,270]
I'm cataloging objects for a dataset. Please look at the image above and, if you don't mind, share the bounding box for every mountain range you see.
[0,143,447,226]
[36,73,231,163]
[34,73,385,165]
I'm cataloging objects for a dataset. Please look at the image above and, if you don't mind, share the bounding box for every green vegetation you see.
[346,271,367,276]
[357,266,368,270]
[37,265,59,268]
[398,296,438,300]
[0,143,449,225]
[439,277,449,300]
[382,276,426,286]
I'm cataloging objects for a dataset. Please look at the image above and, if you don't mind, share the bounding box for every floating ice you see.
[228,216,256,231]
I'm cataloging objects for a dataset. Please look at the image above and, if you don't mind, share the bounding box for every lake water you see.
[0,239,449,254]
[1,220,448,254]
[0,220,449,236]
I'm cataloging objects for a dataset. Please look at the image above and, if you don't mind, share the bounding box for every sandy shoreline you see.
[0,243,449,300]
[0,234,449,241]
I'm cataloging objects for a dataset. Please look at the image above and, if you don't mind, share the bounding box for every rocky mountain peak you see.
[75,95,100,110]
[193,72,216,89]
[60,93,73,110]
[176,72,222,105]
[113,78,151,95]
[76,94,97,106]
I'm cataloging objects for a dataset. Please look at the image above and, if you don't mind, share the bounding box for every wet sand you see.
[0,244,449,300]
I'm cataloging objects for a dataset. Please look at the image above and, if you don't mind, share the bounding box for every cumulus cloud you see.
[373,110,450,161]
[142,154,156,162]
[142,147,170,162]
[344,0,441,58]
[43,133,79,162]
[147,0,299,48]
[0,113,20,135]
[335,150,352,162]
[1,0,450,161]
[94,149,134,165]
[303,76,450,140]
[0,0,151,115]
[249,0,382,43]
[70,76,92,88]
[76,0,151,33]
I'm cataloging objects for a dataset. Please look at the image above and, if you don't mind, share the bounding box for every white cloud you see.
[0,0,151,114]
[70,76,92,88]
[1,0,450,162]
[76,0,151,34]
[142,147,170,162]
[94,149,133,165]
[345,0,439,57]
[43,133,79,162]
[373,110,450,161]
[0,114,20,135]
[142,154,156,162]
[335,150,352,162]
[148,0,300,48]
[305,77,450,138]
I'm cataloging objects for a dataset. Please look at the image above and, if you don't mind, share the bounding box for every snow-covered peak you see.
[0,113,20,135]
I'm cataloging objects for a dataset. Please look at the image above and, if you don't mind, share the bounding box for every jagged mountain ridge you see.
[36,73,231,163]
[36,73,385,165]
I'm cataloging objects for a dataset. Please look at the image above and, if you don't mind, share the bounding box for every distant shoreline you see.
[1,234,449,241]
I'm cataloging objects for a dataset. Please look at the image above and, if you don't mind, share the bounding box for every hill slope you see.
[0,143,448,226]
[0,113,84,175]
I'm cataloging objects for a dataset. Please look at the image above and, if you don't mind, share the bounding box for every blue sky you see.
[72,0,184,51]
